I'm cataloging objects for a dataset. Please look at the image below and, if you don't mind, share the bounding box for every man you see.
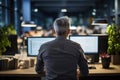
[35,16,89,80]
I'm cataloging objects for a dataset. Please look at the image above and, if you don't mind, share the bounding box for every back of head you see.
[53,16,71,36]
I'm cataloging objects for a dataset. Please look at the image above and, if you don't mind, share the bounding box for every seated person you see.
[35,16,89,80]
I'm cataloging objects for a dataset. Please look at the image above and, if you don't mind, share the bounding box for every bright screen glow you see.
[70,36,98,54]
[27,37,55,56]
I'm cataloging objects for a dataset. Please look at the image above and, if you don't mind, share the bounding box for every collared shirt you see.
[36,36,89,80]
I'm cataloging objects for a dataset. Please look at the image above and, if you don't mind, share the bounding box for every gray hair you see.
[53,16,71,35]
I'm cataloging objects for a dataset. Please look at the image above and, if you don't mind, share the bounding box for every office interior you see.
[0,0,120,79]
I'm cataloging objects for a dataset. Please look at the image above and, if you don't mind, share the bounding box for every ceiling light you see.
[34,8,38,12]
[92,12,96,16]
[61,9,67,12]
[93,9,96,12]
[91,18,108,26]
[21,21,36,27]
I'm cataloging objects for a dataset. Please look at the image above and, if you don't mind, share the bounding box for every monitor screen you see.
[69,35,98,54]
[27,37,55,56]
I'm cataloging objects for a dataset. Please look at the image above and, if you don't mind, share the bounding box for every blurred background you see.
[0,0,119,36]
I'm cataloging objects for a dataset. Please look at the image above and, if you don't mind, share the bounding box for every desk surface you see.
[0,63,120,76]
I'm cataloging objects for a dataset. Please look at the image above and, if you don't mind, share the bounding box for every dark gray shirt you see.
[36,36,89,80]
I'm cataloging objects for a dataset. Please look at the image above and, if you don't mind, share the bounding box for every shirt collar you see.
[56,36,67,40]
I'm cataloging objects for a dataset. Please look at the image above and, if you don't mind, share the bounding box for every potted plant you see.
[100,52,111,68]
[106,24,120,65]
[0,25,16,56]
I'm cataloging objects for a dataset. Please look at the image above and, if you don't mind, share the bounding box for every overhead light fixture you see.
[93,9,96,12]
[34,8,38,12]
[92,12,96,16]
[0,1,2,4]
[21,21,36,27]
[61,9,67,12]
[91,18,108,26]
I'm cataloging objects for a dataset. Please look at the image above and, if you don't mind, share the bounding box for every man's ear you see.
[68,29,70,34]
[66,29,70,35]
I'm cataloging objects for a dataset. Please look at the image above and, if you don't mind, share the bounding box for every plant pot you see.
[111,55,120,65]
[101,57,111,69]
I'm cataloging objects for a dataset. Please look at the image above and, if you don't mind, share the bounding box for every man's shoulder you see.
[41,39,55,46]
[68,39,80,46]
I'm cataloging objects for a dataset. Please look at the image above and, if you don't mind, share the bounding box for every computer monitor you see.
[2,35,18,56]
[69,35,98,54]
[27,37,55,56]
[69,35,99,62]
[98,35,108,53]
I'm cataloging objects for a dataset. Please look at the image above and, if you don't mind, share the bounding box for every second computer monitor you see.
[69,35,98,55]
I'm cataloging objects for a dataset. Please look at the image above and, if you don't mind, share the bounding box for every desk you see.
[88,63,120,75]
[0,63,120,80]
